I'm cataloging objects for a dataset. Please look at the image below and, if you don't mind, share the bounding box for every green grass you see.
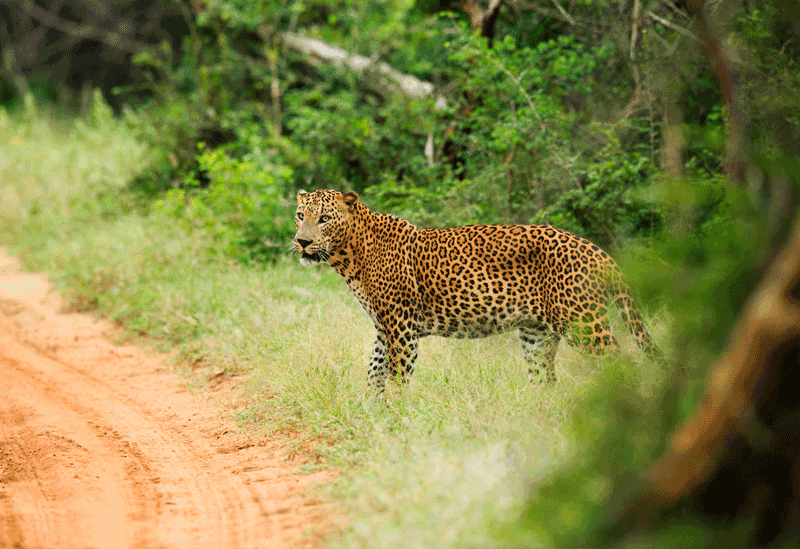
[0,103,672,548]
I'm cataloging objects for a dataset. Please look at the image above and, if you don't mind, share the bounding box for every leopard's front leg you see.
[368,314,418,391]
[386,330,418,383]
[367,331,389,390]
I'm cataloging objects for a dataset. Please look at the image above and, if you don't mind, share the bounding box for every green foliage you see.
[496,172,790,548]
[130,0,470,257]
[126,0,667,251]
[509,363,669,548]
[734,0,800,158]
[413,31,664,236]
[537,154,663,247]
[154,145,295,263]
[282,87,399,191]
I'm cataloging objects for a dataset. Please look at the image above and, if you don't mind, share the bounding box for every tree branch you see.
[510,0,587,27]
[549,0,575,25]
[630,0,642,61]
[687,0,748,184]
[660,0,689,18]
[646,10,699,42]
[635,215,800,512]
[281,32,447,110]
[14,0,157,55]
[461,0,505,43]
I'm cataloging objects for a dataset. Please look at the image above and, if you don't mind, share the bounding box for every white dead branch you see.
[281,32,447,110]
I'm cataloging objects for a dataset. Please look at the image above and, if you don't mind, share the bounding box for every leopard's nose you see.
[296,239,312,249]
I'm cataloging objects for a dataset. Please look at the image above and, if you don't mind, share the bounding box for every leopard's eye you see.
[296,212,304,221]
[319,215,331,223]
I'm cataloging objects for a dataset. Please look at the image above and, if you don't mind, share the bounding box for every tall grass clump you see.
[0,93,149,240]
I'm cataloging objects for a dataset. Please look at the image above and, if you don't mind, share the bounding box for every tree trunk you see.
[611,216,800,546]
[604,1,800,545]
[461,0,504,45]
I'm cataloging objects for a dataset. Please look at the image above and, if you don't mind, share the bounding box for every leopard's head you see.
[293,189,359,266]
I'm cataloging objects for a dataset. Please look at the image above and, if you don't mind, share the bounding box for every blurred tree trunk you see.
[607,1,800,545]
[615,217,800,545]
[442,0,505,177]
[461,0,504,45]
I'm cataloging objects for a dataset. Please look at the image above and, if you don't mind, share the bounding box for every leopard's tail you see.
[609,272,666,364]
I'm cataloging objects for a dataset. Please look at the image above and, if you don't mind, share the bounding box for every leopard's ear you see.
[296,189,308,202]
[341,191,359,207]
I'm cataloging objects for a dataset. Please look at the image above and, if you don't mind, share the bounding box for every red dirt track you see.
[0,250,331,548]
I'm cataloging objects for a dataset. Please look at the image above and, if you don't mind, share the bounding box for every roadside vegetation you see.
[1,0,798,547]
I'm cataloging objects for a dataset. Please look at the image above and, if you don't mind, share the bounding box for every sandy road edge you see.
[0,248,338,548]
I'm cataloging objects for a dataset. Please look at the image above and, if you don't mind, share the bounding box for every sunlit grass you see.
[0,97,148,233]
[0,105,673,549]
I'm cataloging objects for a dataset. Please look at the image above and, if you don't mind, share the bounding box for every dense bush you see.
[154,144,294,263]
[112,1,781,266]
[121,0,678,261]
[6,1,797,265]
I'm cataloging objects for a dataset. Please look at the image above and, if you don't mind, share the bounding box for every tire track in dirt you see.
[0,356,142,547]
[0,250,334,548]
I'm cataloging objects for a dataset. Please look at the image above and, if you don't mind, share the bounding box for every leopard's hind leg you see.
[518,325,560,383]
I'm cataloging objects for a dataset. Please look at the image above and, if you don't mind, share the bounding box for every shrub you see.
[154,145,295,263]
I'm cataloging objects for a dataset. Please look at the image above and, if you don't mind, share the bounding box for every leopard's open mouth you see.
[300,252,322,266]
[300,248,333,266]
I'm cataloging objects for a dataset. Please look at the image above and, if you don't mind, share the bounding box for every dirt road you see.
[0,249,332,548]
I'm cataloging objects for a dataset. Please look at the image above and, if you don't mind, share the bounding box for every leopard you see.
[293,189,664,390]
